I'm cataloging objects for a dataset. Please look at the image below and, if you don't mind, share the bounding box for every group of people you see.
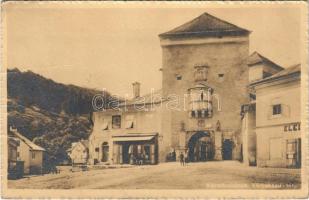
[179,152,189,166]
[130,153,150,165]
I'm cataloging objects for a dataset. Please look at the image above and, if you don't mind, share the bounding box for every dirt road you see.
[8,161,300,189]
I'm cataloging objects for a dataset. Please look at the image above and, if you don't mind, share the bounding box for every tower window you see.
[176,75,182,80]
[218,74,224,78]
[191,110,196,118]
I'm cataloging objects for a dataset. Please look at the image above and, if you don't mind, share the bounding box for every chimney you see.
[132,82,140,98]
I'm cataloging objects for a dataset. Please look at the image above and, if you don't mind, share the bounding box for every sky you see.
[4,3,302,97]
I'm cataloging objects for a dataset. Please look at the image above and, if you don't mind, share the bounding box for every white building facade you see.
[250,64,301,168]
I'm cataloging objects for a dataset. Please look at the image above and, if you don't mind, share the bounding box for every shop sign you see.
[284,122,301,132]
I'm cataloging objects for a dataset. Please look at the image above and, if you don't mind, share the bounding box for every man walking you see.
[179,152,185,166]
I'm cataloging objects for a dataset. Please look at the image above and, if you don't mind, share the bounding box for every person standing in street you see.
[184,150,189,166]
[179,152,185,166]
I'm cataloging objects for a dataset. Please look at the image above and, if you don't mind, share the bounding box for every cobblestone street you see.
[8,161,300,189]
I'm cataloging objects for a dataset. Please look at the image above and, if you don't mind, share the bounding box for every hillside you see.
[8,68,109,115]
[7,68,114,164]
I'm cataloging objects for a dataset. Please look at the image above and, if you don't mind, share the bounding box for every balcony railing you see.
[190,100,212,111]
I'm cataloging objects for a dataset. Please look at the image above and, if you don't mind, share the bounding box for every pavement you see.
[8,161,301,189]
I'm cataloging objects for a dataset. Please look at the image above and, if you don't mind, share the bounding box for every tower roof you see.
[159,12,250,39]
[250,64,300,86]
[247,51,284,71]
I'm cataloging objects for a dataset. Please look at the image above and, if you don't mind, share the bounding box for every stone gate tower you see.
[159,12,251,161]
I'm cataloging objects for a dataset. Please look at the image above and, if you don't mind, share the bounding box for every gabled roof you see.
[267,64,300,79]
[70,140,89,152]
[247,52,284,71]
[10,130,45,151]
[159,12,250,39]
[251,64,301,86]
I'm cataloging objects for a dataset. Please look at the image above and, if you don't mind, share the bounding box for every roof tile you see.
[159,12,250,38]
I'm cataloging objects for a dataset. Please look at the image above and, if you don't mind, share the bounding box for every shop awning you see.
[112,135,155,142]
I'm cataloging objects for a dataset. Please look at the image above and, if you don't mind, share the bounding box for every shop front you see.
[112,133,158,165]
[256,122,301,168]
[284,122,301,168]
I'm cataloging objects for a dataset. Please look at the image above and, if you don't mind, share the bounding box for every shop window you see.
[112,115,121,129]
[137,145,142,154]
[272,104,282,115]
[144,145,151,161]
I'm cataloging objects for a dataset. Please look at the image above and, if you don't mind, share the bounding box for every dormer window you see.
[263,71,272,78]
[194,65,208,82]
